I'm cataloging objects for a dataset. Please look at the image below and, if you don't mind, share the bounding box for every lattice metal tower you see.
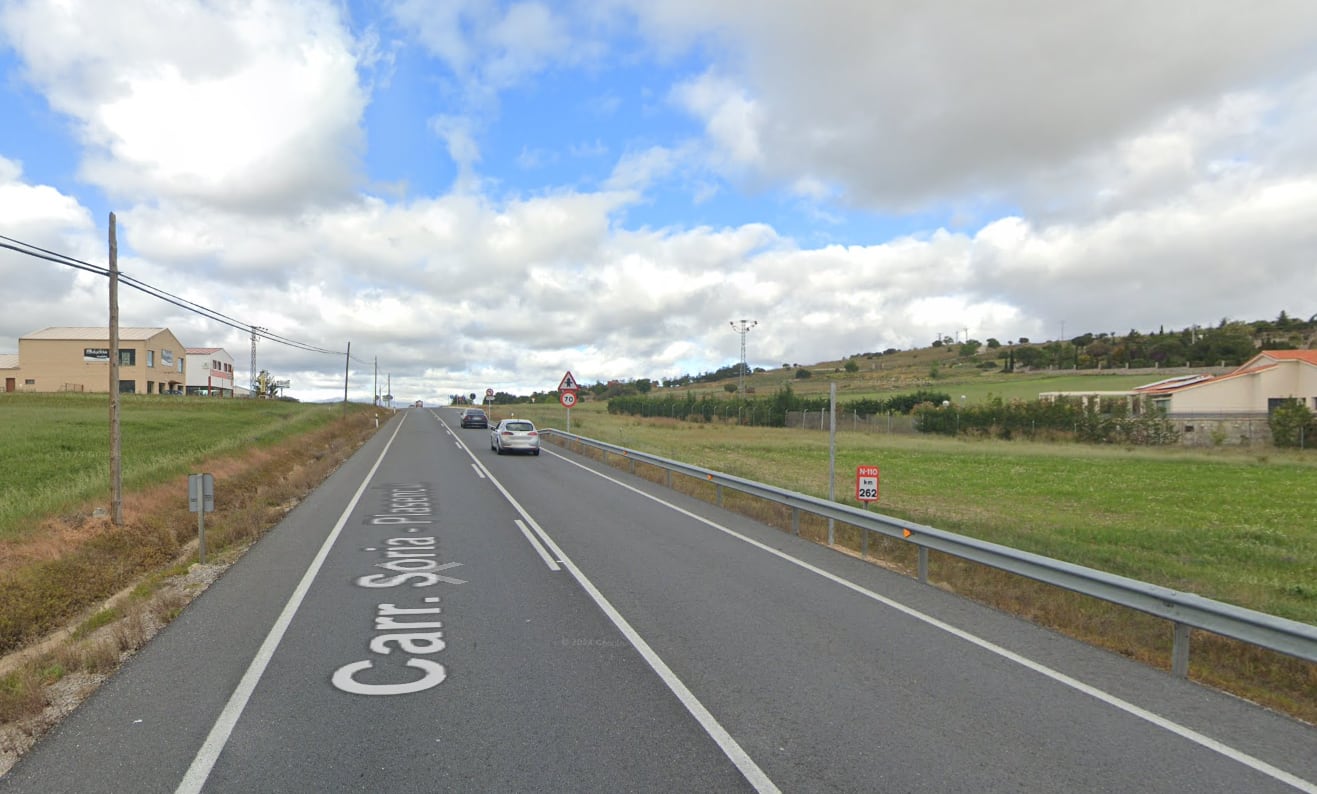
[248,326,265,396]
[729,319,758,396]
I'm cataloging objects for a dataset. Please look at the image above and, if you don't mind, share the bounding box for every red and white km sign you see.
[855,465,880,503]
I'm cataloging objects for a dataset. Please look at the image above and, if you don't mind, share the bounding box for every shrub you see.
[1269,400,1316,448]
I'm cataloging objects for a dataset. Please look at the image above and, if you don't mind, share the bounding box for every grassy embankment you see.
[496,397,1317,723]
[0,393,383,738]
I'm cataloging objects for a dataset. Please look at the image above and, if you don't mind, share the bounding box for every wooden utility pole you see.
[108,213,123,525]
[343,341,350,416]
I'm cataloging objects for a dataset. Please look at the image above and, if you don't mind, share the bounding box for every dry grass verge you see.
[0,411,382,776]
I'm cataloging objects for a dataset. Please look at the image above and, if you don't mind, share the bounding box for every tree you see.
[844,359,860,373]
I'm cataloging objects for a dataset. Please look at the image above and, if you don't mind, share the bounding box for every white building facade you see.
[185,347,237,397]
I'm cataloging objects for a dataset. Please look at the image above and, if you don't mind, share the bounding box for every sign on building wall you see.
[84,348,109,362]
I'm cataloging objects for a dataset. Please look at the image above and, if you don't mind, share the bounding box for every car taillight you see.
[528,431,538,436]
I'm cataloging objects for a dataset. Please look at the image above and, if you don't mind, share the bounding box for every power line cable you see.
[1,232,351,359]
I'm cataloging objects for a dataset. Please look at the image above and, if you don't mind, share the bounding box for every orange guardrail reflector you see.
[902,528,912,538]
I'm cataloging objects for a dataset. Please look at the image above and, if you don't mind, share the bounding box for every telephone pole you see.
[108,213,123,526]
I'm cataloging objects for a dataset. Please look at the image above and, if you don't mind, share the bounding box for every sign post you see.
[188,473,215,563]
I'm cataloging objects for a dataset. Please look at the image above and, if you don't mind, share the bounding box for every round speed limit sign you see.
[559,391,578,408]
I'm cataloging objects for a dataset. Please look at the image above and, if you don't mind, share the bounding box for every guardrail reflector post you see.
[1172,622,1191,678]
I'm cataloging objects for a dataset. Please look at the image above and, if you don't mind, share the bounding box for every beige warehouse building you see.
[5,327,188,395]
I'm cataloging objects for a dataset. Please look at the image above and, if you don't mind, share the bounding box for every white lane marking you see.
[547,447,1317,794]
[470,463,486,479]
[449,427,563,574]
[175,415,408,794]
[514,518,562,571]
[457,441,776,791]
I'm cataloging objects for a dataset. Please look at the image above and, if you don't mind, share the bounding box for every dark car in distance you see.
[460,408,488,428]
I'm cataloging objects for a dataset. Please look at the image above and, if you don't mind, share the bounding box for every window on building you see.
[147,350,155,368]
[24,378,35,385]
[119,349,136,366]
[118,380,135,393]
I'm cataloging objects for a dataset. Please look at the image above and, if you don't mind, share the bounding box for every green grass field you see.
[0,393,360,540]
[497,399,1317,626]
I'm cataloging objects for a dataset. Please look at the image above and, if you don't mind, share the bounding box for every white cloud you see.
[670,71,763,169]
[625,0,1317,213]
[0,0,367,211]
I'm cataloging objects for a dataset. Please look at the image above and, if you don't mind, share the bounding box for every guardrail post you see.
[918,547,929,584]
[861,527,868,558]
[629,458,636,475]
[791,507,800,536]
[716,483,724,507]
[1171,622,1191,678]
[665,470,671,488]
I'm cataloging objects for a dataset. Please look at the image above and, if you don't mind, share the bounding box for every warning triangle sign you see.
[558,371,579,391]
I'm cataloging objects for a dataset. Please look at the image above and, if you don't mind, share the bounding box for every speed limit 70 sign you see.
[855,465,880,503]
[559,391,578,408]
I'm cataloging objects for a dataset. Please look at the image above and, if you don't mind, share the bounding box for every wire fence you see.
[785,410,918,434]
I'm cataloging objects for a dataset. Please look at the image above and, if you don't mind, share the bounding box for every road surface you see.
[3,407,1314,793]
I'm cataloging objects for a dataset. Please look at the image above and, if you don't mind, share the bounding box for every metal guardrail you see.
[543,429,1317,676]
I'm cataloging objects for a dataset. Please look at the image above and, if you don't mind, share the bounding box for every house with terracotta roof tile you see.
[1136,350,1317,414]
[1039,350,1316,445]
[1131,350,1317,445]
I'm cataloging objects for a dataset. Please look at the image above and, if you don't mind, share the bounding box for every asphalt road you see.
[2,407,1314,793]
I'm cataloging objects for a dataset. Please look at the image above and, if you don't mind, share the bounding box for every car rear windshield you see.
[504,421,534,431]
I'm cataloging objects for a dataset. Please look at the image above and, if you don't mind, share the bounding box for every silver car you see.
[490,419,540,455]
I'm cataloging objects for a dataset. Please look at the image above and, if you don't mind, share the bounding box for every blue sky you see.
[3,1,1316,402]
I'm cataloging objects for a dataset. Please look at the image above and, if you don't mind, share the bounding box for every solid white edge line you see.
[513,518,562,571]
[175,415,408,794]
[545,447,1317,794]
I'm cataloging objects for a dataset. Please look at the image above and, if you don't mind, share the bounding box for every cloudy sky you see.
[2,1,1315,403]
